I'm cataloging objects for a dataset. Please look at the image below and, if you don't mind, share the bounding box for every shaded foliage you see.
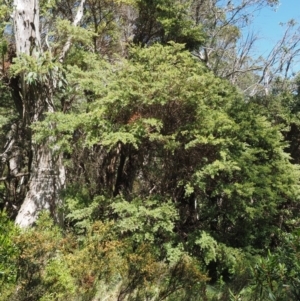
[1,0,300,299]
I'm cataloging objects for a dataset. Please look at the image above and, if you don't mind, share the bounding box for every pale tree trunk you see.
[15,144,65,227]
[13,0,65,227]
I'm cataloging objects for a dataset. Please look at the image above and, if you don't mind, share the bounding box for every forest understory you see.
[1,0,300,300]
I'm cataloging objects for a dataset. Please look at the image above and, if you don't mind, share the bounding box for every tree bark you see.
[13,0,65,227]
[15,145,65,227]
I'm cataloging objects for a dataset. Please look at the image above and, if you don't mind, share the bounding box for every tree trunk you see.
[13,0,65,227]
[15,144,65,227]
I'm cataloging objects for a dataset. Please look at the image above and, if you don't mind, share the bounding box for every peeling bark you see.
[13,0,41,55]
[13,0,65,227]
[15,146,65,227]
[13,0,88,227]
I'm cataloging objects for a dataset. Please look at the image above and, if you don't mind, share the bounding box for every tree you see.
[1,0,300,299]
[0,0,298,229]
[191,0,279,77]
[132,0,205,49]
[190,0,300,96]
[37,42,300,251]
[0,0,161,225]
[0,0,90,227]
[11,0,62,227]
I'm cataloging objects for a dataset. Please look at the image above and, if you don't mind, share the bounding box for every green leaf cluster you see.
[0,211,18,301]
[42,42,300,252]
[133,0,205,49]
[2,0,300,297]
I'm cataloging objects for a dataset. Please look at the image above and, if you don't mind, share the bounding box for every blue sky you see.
[250,0,300,56]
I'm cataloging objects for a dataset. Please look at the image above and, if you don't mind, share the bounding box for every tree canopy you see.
[1,0,300,300]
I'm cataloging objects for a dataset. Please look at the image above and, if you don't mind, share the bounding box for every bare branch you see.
[58,0,86,63]
[256,20,300,94]
[225,66,262,79]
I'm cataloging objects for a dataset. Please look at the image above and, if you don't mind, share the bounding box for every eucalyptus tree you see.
[8,0,88,227]
[191,0,279,72]
[190,0,300,96]
[0,0,134,225]
[0,0,92,226]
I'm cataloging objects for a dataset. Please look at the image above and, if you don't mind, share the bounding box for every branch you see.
[225,66,262,79]
[58,0,86,63]
[0,172,29,181]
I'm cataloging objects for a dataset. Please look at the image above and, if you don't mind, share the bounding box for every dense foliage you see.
[1,0,300,300]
